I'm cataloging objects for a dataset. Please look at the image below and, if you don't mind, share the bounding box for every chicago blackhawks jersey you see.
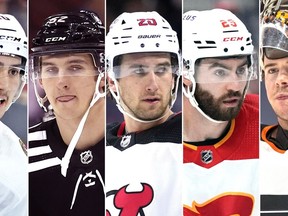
[0,121,27,216]
[28,118,105,216]
[106,113,182,216]
[260,125,288,215]
[183,94,259,215]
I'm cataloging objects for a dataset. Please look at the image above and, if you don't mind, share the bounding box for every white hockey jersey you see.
[0,121,27,216]
[106,113,182,216]
[260,125,288,215]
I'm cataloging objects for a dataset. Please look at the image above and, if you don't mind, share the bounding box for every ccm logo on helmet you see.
[223,37,243,42]
[45,36,66,42]
[0,35,21,41]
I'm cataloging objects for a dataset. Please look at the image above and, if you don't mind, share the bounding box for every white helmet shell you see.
[183,9,254,78]
[106,11,181,78]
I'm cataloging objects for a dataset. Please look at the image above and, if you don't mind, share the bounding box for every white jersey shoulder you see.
[0,121,27,216]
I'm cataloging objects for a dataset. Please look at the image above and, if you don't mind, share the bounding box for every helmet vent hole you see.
[240,46,244,51]
[140,43,145,48]
[0,45,3,48]
[224,48,228,52]
[17,47,20,51]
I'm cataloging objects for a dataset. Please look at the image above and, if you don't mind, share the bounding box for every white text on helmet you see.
[138,35,161,39]
[0,35,21,42]
[45,37,66,42]
[223,37,243,42]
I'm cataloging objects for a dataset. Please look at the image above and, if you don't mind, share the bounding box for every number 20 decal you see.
[137,18,157,26]
[220,19,237,28]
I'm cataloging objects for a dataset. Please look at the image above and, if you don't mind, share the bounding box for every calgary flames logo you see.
[184,193,254,216]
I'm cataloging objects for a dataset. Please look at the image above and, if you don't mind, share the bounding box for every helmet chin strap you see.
[61,73,105,177]
[183,77,225,124]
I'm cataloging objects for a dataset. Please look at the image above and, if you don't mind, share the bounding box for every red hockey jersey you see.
[183,94,259,215]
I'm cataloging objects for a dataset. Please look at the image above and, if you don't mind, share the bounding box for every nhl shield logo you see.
[120,135,131,148]
[80,150,93,164]
[201,150,213,164]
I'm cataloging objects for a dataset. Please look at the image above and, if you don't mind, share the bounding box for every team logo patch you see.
[201,150,213,164]
[120,135,131,148]
[80,150,93,164]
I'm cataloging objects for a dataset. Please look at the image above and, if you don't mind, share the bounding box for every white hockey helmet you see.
[106,11,181,123]
[0,14,27,103]
[182,9,255,123]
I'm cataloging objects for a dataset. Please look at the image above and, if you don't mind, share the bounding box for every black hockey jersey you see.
[28,118,105,216]
[106,113,182,216]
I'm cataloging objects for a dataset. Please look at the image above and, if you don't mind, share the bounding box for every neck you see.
[56,98,105,150]
[278,118,288,131]
[183,97,229,142]
[124,109,173,133]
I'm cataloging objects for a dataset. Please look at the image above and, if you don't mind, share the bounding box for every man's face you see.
[0,55,22,118]
[194,57,248,121]
[40,53,98,120]
[116,52,174,121]
[263,55,288,123]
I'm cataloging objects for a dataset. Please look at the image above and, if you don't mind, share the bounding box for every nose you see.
[276,69,288,88]
[145,72,159,92]
[56,74,70,89]
[0,75,9,90]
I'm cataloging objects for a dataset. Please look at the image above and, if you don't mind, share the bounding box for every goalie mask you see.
[261,0,288,60]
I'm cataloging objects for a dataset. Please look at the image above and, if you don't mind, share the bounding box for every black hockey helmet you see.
[31,9,105,70]
[30,9,105,112]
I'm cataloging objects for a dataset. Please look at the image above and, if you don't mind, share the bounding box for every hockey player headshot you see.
[182,9,259,215]
[106,11,182,215]
[0,14,27,216]
[260,0,288,214]
[28,10,105,215]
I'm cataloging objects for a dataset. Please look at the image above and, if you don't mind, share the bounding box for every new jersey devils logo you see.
[107,183,154,216]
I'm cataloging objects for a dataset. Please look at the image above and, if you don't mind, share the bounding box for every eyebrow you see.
[208,59,248,70]
[128,61,171,69]
[41,59,88,66]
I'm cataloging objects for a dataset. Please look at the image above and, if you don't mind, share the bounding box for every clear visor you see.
[110,52,179,79]
[30,50,99,80]
[0,65,26,79]
[193,57,257,84]
[262,26,288,59]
